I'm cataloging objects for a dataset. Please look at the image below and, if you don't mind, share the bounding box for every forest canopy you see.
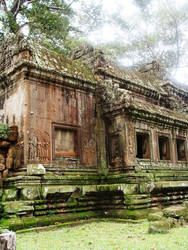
[0,0,187,85]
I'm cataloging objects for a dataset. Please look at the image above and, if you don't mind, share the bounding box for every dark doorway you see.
[158,136,170,160]
[136,133,150,159]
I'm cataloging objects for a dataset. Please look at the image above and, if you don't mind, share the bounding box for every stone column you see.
[95,105,107,175]
[0,231,16,250]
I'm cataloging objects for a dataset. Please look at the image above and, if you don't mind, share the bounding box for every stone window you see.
[136,133,150,159]
[53,125,78,159]
[158,136,170,160]
[109,134,121,165]
[176,138,186,161]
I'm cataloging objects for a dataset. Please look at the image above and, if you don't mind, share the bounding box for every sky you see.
[2,0,187,86]
[72,0,188,87]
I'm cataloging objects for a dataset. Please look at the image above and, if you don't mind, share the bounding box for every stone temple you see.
[0,34,187,230]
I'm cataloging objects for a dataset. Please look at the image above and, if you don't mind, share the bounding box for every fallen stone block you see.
[148,218,176,234]
[148,211,164,221]
[163,205,187,218]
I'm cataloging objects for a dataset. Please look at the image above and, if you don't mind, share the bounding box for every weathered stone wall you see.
[1,167,188,230]
[0,34,98,168]
[0,37,188,231]
[1,83,27,134]
[24,79,97,167]
[0,124,21,186]
[105,114,187,170]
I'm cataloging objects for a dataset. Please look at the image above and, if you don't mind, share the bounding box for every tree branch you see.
[67,0,77,9]
[14,0,21,17]
[47,6,65,11]
[47,0,77,12]
[11,0,29,17]
[0,0,8,13]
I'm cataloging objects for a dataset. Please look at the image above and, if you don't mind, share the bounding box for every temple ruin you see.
[0,34,187,230]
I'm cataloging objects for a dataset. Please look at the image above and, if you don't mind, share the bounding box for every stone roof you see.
[0,34,95,84]
[1,36,187,126]
[72,46,170,95]
[101,61,168,95]
[30,43,96,83]
[131,99,188,124]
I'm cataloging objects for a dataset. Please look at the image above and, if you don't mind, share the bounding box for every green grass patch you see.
[16,220,188,250]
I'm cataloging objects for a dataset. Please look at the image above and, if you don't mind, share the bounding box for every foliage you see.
[0,0,187,73]
[0,0,77,52]
[72,0,104,38]
[72,0,188,74]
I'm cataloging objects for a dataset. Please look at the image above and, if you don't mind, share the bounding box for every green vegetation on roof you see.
[104,61,167,94]
[0,124,9,140]
[30,44,96,83]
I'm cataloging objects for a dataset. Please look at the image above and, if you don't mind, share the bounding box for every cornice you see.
[96,68,167,100]
[163,82,188,99]
[102,103,188,129]
[0,60,97,92]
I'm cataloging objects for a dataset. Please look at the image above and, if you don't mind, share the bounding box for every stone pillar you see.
[95,105,107,175]
[0,231,16,250]
[171,129,177,164]
[151,129,158,163]
[124,118,135,166]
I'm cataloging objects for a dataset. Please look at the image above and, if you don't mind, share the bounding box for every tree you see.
[71,0,188,76]
[123,0,188,72]
[114,0,188,74]
[0,0,77,52]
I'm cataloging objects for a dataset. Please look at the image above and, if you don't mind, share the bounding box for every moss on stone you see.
[105,209,152,220]
[163,205,188,218]
[148,211,164,221]
[122,209,153,219]
[121,184,139,195]
[0,124,9,140]
[148,218,176,234]
[30,43,96,83]
[0,211,101,231]
[21,187,41,200]
[34,204,48,210]
[0,217,24,231]
[0,189,3,199]
[3,201,34,216]
[2,189,18,201]
[22,217,38,229]
[66,201,78,207]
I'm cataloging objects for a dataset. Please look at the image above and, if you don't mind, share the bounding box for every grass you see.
[16,220,188,250]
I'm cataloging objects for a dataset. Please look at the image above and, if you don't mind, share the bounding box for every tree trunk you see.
[0,232,16,250]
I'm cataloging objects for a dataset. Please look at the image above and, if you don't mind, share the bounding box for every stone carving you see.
[99,79,133,110]
[6,141,23,170]
[28,129,50,162]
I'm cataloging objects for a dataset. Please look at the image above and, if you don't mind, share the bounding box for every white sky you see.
[72,0,188,86]
[4,0,187,86]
